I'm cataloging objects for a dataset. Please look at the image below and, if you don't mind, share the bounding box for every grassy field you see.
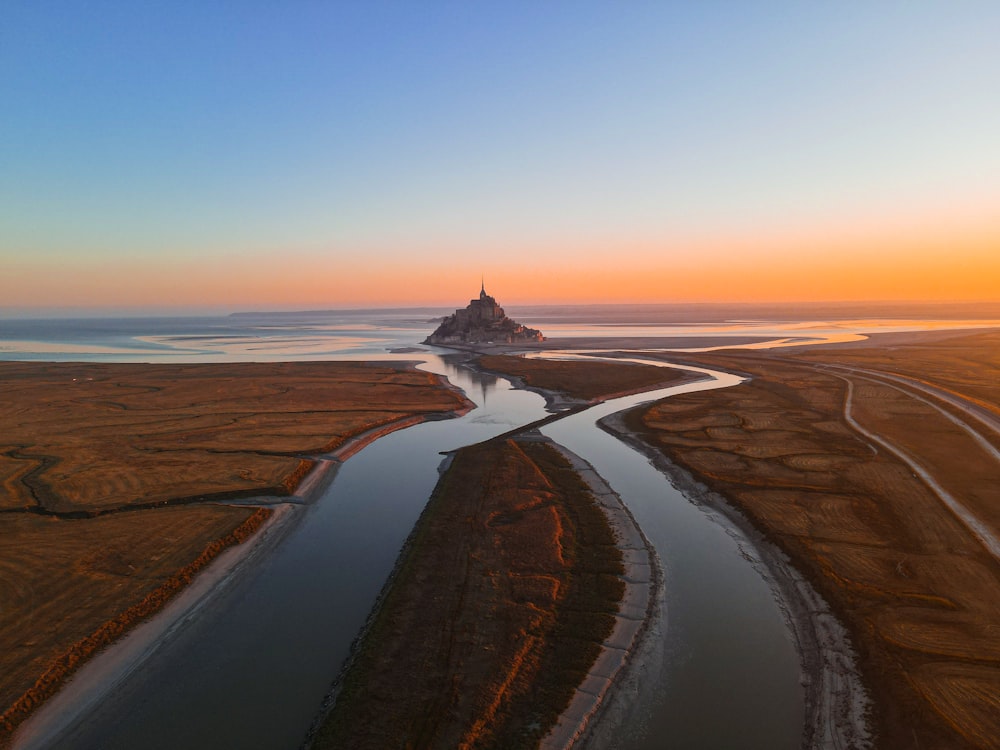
[478,354,685,402]
[313,439,624,750]
[0,360,467,742]
[0,360,468,513]
[0,505,270,735]
[630,331,1000,750]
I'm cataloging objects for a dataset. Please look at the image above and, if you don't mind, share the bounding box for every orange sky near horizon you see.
[5,213,998,312]
[5,6,1000,315]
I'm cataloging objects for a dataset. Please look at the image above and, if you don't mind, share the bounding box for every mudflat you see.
[312,439,625,750]
[0,360,468,740]
[630,330,1000,750]
[0,360,468,513]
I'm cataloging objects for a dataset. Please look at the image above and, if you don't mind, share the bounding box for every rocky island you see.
[424,284,544,345]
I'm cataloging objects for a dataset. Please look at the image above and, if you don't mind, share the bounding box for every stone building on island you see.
[424,283,545,345]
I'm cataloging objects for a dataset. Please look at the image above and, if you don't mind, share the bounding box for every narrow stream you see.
[15,352,803,750]
[540,360,803,750]
[15,354,548,750]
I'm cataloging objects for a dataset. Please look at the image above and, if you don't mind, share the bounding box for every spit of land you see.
[309,356,677,749]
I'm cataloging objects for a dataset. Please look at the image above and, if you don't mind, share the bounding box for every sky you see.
[2,2,999,313]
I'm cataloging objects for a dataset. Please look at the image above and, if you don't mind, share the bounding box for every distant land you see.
[221,300,1000,323]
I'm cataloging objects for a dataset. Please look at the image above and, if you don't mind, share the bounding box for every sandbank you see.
[536,440,659,750]
[308,437,628,749]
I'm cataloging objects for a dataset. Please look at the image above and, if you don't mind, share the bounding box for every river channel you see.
[14,350,803,750]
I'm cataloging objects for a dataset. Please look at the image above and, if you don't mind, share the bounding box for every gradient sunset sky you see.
[3,2,999,313]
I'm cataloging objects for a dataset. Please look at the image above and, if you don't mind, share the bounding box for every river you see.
[12,346,812,750]
[9,310,995,748]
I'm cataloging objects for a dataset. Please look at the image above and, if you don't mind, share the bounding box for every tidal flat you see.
[0,360,469,742]
[4,319,997,749]
[625,330,1000,750]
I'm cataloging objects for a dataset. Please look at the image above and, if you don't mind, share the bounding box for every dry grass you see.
[797,329,1000,411]
[0,360,468,743]
[478,354,686,401]
[0,361,468,513]
[633,335,1000,750]
[0,505,269,734]
[313,439,624,750]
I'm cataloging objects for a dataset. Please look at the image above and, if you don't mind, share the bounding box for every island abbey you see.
[424,283,545,345]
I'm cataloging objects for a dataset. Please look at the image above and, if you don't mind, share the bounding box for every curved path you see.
[833,372,1000,562]
[822,363,1000,442]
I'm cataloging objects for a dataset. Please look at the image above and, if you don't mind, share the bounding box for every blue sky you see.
[2,2,999,309]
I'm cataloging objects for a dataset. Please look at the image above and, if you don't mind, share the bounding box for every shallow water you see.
[4,310,996,362]
[15,353,551,750]
[541,364,803,750]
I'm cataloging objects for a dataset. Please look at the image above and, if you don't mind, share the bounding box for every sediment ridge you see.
[308,437,629,749]
[0,507,272,738]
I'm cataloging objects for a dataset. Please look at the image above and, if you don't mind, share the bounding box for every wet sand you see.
[537,441,658,750]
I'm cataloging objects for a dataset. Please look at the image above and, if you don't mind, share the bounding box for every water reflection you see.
[5,316,914,750]
[15,353,547,750]
[540,361,803,750]
[4,313,999,363]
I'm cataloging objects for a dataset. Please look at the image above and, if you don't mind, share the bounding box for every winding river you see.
[13,350,804,750]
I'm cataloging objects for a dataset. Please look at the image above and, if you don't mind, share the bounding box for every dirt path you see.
[833,371,1000,561]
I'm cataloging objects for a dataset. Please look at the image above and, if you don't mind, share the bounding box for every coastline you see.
[597,407,871,750]
[8,504,295,750]
[7,387,475,749]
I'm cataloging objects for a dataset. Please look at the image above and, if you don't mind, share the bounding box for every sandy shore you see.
[9,503,299,750]
[534,439,660,750]
[597,409,871,750]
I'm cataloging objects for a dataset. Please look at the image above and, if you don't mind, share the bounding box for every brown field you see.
[797,329,1000,410]
[312,439,624,750]
[0,505,269,735]
[0,360,468,742]
[630,330,1000,750]
[0,360,469,513]
[478,354,686,402]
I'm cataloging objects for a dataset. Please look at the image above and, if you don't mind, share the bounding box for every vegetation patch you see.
[313,439,624,750]
[0,360,467,742]
[0,360,469,513]
[478,354,685,402]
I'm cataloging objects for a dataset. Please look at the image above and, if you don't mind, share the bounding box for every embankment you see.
[308,438,629,750]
